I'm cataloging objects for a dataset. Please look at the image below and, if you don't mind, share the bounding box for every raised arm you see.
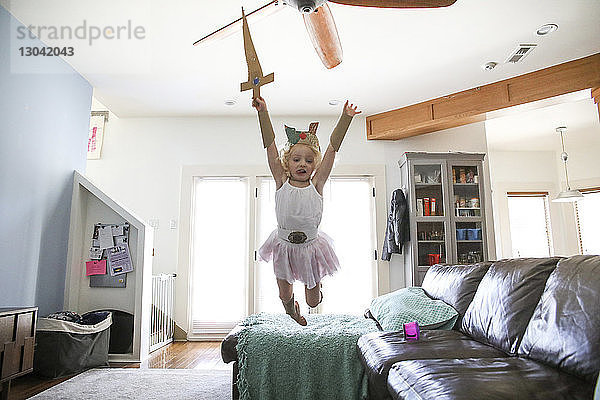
[253,96,286,188]
[313,101,361,194]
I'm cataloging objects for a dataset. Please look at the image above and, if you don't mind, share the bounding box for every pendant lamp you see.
[552,126,583,202]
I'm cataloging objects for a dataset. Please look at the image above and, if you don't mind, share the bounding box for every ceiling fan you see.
[194,0,457,69]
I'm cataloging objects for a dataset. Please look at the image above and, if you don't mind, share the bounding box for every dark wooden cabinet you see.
[0,307,37,400]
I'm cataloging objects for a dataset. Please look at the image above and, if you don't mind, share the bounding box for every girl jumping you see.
[252,96,361,325]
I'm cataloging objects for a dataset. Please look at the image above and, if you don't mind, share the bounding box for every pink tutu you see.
[258,230,340,289]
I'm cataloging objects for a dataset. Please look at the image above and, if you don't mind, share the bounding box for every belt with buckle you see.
[278,228,318,244]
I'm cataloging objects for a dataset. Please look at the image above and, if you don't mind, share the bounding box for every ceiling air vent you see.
[505,44,537,63]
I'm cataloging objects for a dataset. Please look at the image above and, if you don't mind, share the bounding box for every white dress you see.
[258,180,340,289]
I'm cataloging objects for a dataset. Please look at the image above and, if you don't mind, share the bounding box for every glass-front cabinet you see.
[400,153,489,286]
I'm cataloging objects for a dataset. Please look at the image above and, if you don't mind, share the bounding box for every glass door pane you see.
[451,165,481,218]
[414,164,444,217]
[413,163,447,275]
[450,163,484,264]
[456,221,484,264]
[416,221,446,266]
[191,177,248,325]
[320,177,377,314]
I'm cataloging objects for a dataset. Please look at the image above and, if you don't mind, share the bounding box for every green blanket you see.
[236,313,379,400]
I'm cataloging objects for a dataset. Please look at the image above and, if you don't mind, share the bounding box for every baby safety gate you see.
[150,273,176,352]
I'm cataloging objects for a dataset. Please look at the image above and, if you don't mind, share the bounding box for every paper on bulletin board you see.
[98,225,114,249]
[86,260,107,276]
[89,247,104,260]
[108,243,134,276]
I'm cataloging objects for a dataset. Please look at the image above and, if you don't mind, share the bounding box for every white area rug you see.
[31,368,233,400]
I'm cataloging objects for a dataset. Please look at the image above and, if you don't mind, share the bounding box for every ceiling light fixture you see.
[224,99,236,106]
[328,100,340,106]
[553,126,584,202]
[536,23,558,36]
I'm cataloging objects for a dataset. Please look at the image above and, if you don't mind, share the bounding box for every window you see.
[507,192,553,257]
[255,177,378,315]
[575,188,600,255]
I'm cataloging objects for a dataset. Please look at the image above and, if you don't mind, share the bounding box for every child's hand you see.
[252,96,267,112]
[343,100,361,117]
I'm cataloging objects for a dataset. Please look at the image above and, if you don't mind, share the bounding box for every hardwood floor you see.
[8,341,230,400]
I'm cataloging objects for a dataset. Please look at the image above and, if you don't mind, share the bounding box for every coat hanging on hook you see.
[382,188,410,260]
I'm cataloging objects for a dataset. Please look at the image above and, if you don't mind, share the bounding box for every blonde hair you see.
[280,143,322,178]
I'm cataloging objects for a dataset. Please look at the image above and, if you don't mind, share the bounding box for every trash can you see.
[94,309,134,354]
[34,311,112,378]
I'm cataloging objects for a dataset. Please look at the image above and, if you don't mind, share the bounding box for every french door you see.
[190,174,379,337]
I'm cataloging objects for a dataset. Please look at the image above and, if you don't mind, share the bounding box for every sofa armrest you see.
[363,309,383,331]
[221,325,245,363]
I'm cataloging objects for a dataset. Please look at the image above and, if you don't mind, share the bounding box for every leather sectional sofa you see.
[357,256,600,400]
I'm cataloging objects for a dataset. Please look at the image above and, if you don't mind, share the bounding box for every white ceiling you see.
[4,0,600,119]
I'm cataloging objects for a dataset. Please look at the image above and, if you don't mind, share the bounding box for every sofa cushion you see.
[421,262,492,327]
[460,257,561,354]
[369,287,458,331]
[387,357,594,400]
[357,330,506,400]
[519,255,600,381]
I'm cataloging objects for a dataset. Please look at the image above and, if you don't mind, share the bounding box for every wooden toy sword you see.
[240,8,274,98]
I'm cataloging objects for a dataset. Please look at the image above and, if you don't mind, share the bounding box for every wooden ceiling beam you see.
[366,53,600,141]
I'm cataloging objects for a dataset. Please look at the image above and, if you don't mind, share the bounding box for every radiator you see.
[150,273,176,352]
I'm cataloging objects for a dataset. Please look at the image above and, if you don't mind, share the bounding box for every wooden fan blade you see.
[327,0,457,8]
[193,1,281,46]
[303,3,343,69]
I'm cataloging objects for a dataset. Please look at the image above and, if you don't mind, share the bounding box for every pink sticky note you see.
[86,260,107,276]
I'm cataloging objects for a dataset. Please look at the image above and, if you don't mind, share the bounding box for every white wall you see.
[488,151,564,257]
[554,121,600,254]
[0,5,93,314]
[487,113,600,259]
[86,103,492,332]
[561,121,600,184]
[485,96,600,259]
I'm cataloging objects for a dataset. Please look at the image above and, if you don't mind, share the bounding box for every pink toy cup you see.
[403,321,420,341]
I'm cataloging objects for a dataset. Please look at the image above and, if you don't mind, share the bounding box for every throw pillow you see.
[369,287,458,331]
